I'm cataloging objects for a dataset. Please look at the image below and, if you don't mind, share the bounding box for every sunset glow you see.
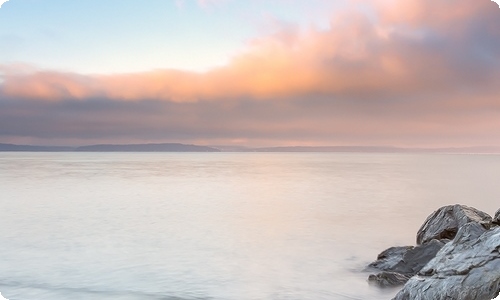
[0,0,499,147]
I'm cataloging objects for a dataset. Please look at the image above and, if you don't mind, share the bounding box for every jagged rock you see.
[393,223,500,300]
[416,204,492,245]
[367,240,445,287]
[494,208,500,226]
[368,205,500,296]
[369,240,445,276]
[368,246,412,271]
[368,272,410,288]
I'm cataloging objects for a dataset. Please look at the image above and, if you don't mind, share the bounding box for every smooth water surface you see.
[0,153,499,300]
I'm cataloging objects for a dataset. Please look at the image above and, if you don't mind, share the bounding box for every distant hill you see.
[251,146,500,153]
[252,146,403,152]
[0,143,74,152]
[209,145,252,152]
[1,142,499,153]
[74,143,220,152]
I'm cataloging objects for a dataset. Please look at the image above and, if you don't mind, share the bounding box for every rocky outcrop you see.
[416,204,492,245]
[368,272,410,288]
[367,205,500,299]
[368,246,412,272]
[368,240,444,279]
[393,223,500,300]
[494,208,500,226]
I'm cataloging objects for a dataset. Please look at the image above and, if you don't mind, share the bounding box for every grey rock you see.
[393,239,445,275]
[416,204,492,245]
[494,208,500,226]
[368,246,413,272]
[368,240,445,288]
[393,224,500,300]
[368,272,410,288]
[369,240,445,276]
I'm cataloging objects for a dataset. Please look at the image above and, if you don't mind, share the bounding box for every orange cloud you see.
[1,0,500,148]
[1,0,499,103]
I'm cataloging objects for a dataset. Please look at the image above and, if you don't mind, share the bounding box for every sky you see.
[0,0,499,147]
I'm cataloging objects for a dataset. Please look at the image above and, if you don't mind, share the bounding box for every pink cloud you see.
[1,0,498,103]
[0,0,499,147]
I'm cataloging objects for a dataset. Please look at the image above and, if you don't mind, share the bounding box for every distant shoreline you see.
[1,143,499,154]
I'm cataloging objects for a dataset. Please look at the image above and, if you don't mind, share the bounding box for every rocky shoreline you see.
[367,204,500,300]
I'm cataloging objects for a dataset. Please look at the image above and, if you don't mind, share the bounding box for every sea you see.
[0,152,499,300]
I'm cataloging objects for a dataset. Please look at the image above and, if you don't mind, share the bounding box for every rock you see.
[393,224,500,300]
[391,239,445,275]
[368,272,410,288]
[368,205,500,297]
[367,240,445,287]
[494,208,500,226]
[369,240,445,276]
[368,246,412,272]
[416,204,492,245]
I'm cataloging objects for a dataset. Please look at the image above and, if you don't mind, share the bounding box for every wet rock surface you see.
[368,240,444,276]
[367,204,500,299]
[368,246,412,272]
[368,272,410,288]
[416,204,492,245]
[494,208,500,226]
[393,224,500,300]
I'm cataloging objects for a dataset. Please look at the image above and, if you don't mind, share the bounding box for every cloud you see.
[2,0,499,102]
[0,292,8,300]
[0,0,8,9]
[197,0,227,8]
[1,0,499,147]
[2,81,500,147]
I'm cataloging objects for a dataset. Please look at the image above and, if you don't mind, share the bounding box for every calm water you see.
[0,153,499,300]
